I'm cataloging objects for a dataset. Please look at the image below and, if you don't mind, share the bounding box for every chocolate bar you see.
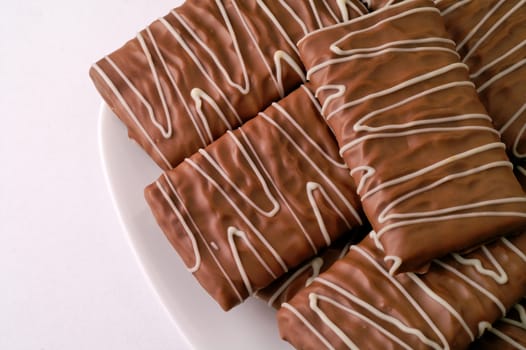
[298,0,526,274]
[278,232,526,349]
[90,0,367,169]
[145,86,364,310]
[472,298,526,349]
[366,0,526,170]
[438,0,526,181]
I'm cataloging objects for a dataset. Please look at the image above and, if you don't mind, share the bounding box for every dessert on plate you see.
[91,0,526,348]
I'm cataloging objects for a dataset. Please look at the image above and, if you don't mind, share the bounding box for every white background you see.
[1,1,191,349]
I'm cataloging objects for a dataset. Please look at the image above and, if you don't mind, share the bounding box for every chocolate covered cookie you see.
[278,232,526,350]
[145,86,365,310]
[90,0,367,169]
[298,0,526,274]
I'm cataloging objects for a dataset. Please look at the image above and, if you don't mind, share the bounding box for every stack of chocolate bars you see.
[90,0,526,348]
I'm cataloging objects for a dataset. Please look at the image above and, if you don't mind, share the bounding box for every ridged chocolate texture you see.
[298,0,526,274]
[144,86,364,310]
[471,298,526,349]
[256,227,369,309]
[436,0,526,173]
[278,232,526,350]
[349,0,526,189]
[89,0,368,170]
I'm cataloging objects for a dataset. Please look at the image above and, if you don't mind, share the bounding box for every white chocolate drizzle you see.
[198,138,280,218]
[451,245,508,285]
[185,157,288,273]
[479,301,526,349]
[172,4,250,94]
[227,226,275,295]
[282,237,526,348]
[273,50,307,98]
[91,62,173,169]
[155,178,201,273]
[136,32,173,139]
[440,0,526,167]
[190,88,234,143]
[155,173,243,301]
[326,62,469,120]
[300,2,526,274]
[501,237,526,263]
[485,326,526,350]
[433,259,507,316]
[461,0,526,63]
[266,237,353,307]
[307,182,353,245]
[440,0,472,17]
[313,275,447,350]
[267,257,324,307]
[281,302,336,350]
[469,39,526,79]
[154,87,361,298]
[502,302,526,330]
[455,0,504,51]
[233,129,317,254]
[257,112,362,227]
[476,58,526,93]
[93,1,359,166]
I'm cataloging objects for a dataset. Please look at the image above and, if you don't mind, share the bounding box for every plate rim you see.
[97,102,291,350]
[97,103,194,349]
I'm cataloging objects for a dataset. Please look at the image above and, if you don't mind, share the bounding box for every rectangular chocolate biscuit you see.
[366,0,526,175]
[145,86,364,310]
[90,0,367,169]
[278,232,526,349]
[438,0,526,187]
[298,0,526,273]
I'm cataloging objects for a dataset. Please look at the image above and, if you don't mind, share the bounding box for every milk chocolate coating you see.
[471,298,526,350]
[298,0,526,274]
[145,86,365,310]
[367,0,526,168]
[257,226,369,309]
[90,0,368,170]
[278,232,526,350]
[436,0,526,168]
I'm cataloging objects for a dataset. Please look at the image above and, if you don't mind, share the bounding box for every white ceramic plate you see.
[98,103,292,350]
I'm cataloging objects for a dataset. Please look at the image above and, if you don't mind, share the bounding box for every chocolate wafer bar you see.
[298,0,526,274]
[366,0,526,173]
[90,0,367,169]
[145,86,364,310]
[278,232,526,350]
[437,0,526,166]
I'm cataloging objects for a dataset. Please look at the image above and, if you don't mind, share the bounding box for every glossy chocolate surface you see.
[278,232,526,350]
[437,0,526,170]
[257,227,369,309]
[298,0,526,273]
[145,86,364,310]
[90,0,367,169]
